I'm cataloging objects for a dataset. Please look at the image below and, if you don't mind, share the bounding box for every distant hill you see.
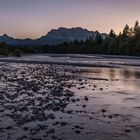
[0,34,34,46]
[0,27,107,46]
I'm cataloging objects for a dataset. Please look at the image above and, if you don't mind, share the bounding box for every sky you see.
[0,0,140,39]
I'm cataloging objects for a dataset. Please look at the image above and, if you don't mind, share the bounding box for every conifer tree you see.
[133,21,140,39]
[122,24,130,38]
[95,32,103,45]
[109,29,116,38]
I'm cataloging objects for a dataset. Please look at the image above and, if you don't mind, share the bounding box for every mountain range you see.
[0,27,107,46]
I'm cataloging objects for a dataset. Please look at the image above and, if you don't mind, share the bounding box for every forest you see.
[0,21,140,56]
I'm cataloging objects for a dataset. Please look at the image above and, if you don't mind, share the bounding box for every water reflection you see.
[134,71,140,79]
[121,69,131,79]
[83,67,140,91]
[85,68,140,80]
[109,69,116,79]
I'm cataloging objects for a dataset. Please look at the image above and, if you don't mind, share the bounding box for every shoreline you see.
[0,54,140,68]
[0,59,120,68]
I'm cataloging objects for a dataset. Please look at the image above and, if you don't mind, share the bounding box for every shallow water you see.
[67,67,140,139]
[0,63,140,140]
[81,67,140,90]
[1,54,140,68]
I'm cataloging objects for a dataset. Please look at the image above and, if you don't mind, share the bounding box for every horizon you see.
[0,26,104,40]
[0,0,140,39]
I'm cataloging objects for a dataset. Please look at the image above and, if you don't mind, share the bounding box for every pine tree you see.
[133,21,140,39]
[122,24,130,38]
[95,32,103,45]
[109,29,116,38]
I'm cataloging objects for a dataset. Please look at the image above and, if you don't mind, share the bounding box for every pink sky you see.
[0,0,140,39]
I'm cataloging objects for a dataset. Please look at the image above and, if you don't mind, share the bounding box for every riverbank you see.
[0,54,140,68]
[0,62,140,140]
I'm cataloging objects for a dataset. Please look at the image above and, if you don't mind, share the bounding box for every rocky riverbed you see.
[0,62,140,140]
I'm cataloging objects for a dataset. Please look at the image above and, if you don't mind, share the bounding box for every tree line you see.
[0,21,140,56]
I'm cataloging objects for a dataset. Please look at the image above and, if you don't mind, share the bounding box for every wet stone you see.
[101,109,106,113]
[84,96,89,101]
[6,126,13,130]
[124,128,131,133]
[48,113,56,120]
[100,88,103,90]
[23,126,29,131]
[82,105,86,108]
[66,110,73,114]
[0,95,5,100]
[46,128,55,134]
[75,130,81,134]
[60,122,68,126]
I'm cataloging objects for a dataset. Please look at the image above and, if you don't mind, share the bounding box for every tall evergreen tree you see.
[122,24,130,38]
[133,21,140,39]
[109,29,116,38]
[95,32,103,45]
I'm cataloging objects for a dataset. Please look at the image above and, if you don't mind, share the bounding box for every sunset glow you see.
[0,0,140,39]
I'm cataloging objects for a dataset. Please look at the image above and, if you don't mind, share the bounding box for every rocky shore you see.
[0,62,140,140]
